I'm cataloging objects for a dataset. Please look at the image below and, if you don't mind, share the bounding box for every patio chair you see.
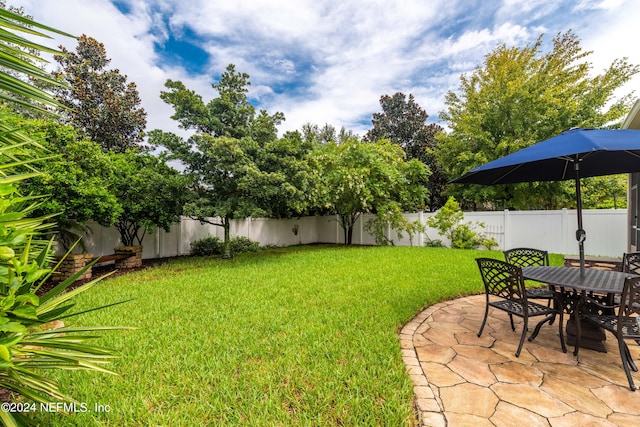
[580,275,640,391]
[622,252,640,274]
[476,258,565,357]
[503,247,555,302]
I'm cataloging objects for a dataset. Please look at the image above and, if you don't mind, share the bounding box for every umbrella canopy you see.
[451,128,640,274]
[451,128,640,185]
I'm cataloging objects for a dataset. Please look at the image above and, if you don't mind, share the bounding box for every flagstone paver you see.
[399,294,640,426]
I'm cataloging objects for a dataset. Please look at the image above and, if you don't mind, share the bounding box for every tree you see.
[151,131,313,257]
[437,30,639,210]
[152,64,310,257]
[581,175,628,209]
[160,63,261,139]
[18,117,122,249]
[53,35,147,152]
[110,150,188,247]
[311,138,429,245]
[365,93,446,210]
[300,122,356,145]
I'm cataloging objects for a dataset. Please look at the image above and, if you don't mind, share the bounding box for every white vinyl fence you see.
[77,208,628,260]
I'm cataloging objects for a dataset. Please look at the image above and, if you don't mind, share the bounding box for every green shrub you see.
[190,236,261,256]
[190,236,224,256]
[230,236,261,253]
[428,196,496,250]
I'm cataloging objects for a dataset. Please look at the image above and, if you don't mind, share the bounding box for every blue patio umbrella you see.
[451,128,640,274]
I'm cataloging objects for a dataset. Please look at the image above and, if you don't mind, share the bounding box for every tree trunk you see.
[223,216,232,258]
[339,213,358,245]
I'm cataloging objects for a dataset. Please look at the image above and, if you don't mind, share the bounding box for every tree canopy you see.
[151,64,311,256]
[53,35,147,152]
[311,138,429,245]
[437,30,639,210]
[365,92,445,210]
[110,150,189,246]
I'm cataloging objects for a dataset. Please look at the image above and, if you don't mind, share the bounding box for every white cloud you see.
[11,0,640,138]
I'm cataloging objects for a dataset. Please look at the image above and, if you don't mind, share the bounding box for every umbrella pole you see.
[574,161,586,277]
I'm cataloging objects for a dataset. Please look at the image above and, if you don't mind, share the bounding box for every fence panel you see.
[75,209,628,259]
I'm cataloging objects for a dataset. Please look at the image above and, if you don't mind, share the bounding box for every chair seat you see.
[526,287,554,299]
[490,299,555,317]
[584,314,640,338]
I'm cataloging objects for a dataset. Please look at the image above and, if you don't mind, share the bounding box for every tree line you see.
[3,2,638,256]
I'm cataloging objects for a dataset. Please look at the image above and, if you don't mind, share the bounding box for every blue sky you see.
[15,0,640,137]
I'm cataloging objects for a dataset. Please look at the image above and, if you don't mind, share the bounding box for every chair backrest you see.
[618,275,640,338]
[503,248,549,267]
[622,252,640,274]
[476,258,526,301]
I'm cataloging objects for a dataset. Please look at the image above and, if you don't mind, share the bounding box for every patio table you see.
[522,266,636,353]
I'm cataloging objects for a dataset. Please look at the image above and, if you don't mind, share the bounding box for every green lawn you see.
[32,245,561,426]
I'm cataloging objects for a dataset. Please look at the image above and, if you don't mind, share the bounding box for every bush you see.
[190,236,224,256]
[230,236,261,253]
[428,196,496,250]
[190,236,261,256]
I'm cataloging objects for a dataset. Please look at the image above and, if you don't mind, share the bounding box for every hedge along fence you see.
[72,209,627,261]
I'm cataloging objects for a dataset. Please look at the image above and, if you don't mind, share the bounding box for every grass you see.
[32,245,562,426]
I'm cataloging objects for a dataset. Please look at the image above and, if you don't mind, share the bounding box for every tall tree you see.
[152,64,311,257]
[159,63,274,139]
[437,30,639,210]
[17,116,122,249]
[365,93,445,211]
[300,122,356,145]
[53,35,147,152]
[110,150,189,246]
[311,138,429,245]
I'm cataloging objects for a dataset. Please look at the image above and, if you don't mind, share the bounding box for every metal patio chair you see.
[476,258,565,357]
[622,252,640,274]
[580,275,640,391]
[503,247,555,301]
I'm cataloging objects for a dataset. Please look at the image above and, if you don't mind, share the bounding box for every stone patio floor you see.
[399,294,640,426]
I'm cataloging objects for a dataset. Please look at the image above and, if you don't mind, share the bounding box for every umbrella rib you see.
[490,164,524,184]
[625,150,640,160]
[561,158,570,180]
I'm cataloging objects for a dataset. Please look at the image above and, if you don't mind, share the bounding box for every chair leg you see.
[515,318,527,357]
[547,309,556,326]
[477,304,489,337]
[528,313,554,342]
[618,338,637,391]
[508,313,515,331]
[622,341,638,372]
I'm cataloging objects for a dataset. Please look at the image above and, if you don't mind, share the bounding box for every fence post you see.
[503,209,510,250]
[561,208,569,255]
[418,211,424,247]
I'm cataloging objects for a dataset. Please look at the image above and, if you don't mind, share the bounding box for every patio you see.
[400,294,640,426]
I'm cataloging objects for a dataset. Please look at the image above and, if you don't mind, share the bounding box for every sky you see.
[13,0,640,138]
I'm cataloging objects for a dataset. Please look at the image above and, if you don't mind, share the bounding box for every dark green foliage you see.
[110,151,189,246]
[365,92,446,210]
[153,64,310,258]
[190,236,261,256]
[190,236,223,256]
[53,35,147,152]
